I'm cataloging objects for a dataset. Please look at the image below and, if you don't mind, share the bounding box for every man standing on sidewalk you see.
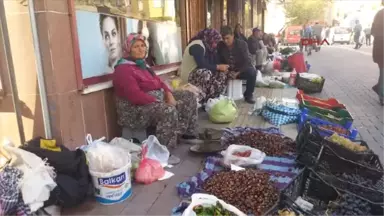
[371,8,384,105]
[312,22,323,51]
[353,20,363,49]
[364,25,372,46]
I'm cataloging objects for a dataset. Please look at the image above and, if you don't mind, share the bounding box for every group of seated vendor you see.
[112,25,273,164]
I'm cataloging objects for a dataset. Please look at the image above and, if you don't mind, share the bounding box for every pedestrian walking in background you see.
[371,8,384,105]
[325,25,330,45]
[364,25,372,46]
[353,20,363,49]
[312,22,323,51]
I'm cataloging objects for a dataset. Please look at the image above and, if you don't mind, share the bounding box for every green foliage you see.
[283,0,329,25]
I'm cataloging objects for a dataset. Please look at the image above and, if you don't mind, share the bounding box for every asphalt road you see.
[305,44,384,161]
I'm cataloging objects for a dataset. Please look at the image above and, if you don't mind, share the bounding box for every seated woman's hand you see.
[216,64,230,72]
[165,92,177,106]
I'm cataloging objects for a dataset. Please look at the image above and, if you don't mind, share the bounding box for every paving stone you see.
[307,47,383,161]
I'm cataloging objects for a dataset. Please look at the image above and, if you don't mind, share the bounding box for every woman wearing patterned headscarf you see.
[114,33,202,164]
[179,28,230,105]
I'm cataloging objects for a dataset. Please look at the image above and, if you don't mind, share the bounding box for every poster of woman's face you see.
[76,10,182,80]
[100,14,121,69]
[76,10,122,79]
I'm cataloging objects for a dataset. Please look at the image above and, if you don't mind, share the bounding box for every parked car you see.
[277,26,302,46]
[332,27,351,45]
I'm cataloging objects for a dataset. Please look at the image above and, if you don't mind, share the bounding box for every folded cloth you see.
[3,144,56,212]
[0,166,31,216]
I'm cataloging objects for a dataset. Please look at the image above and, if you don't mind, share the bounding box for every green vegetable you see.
[192,201,237,216]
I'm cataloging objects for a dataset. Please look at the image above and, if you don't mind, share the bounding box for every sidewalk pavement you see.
[306,46,383,161]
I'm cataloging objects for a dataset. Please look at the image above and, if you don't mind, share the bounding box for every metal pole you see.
[0,0,26,144]
[27,0,52,139]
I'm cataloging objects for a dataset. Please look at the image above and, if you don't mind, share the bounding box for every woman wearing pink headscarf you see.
[113,33,202,164]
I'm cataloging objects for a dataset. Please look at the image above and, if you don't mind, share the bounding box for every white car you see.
[332,27,351,45]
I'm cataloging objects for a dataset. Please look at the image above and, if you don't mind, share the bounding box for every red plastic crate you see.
[296,90,346,110]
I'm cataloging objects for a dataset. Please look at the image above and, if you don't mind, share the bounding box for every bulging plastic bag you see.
[142,135,170,167]
[221,144,266,167]
[269,80,286,88]
[205,98,220,113]
[209,99,238,124]
[182,193,247,216]
[135,158,165,184]
[86,141,131,173]
[255,70,269,87]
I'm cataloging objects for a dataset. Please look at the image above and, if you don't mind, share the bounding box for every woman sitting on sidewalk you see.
[179,29,230,104]
[113,33,202,164]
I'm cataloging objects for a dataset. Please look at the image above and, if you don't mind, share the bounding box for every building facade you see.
[0,0,265,149]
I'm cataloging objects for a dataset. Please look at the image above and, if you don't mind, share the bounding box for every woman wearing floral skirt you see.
[179,29,230,104]
[114,33,203,164]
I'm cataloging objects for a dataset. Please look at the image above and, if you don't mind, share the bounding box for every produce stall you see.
[172,89,383,216]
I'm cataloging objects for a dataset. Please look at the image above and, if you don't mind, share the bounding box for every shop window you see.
[72,0,182,89]
[206,0,213,28]
[152,0,163,8]
[0,73,3,96]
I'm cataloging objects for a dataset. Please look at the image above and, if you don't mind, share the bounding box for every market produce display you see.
[327,133,367,152]
[192,201,237,216]
[335,173,383,191]
[278,209,297,216]
[318,125,349,136]
[232,150,251,157]
[203,170,279,215]
[311,77,323,84]
[331,193,373,216]
[224,131,295,156]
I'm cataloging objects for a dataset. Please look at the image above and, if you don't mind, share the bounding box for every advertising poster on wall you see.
[76,10,123,79]
[75,8,182,79]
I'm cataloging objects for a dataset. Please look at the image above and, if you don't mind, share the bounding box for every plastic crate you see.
[296,90,346,110]
[279,168,384,216]
[295,122,373,166]
[264,169,322,216]
[295,74,325,94]
[298,113,358,141]
[316,145,383,181]
[302,108,353,129]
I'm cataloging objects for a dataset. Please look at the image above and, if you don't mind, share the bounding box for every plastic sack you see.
[269,80,286,88]
[86,141,131,173]
[209,98,238,124]
[205,98,220,113]
[182,193,247,216]
[255,70,269,87]
[109,137,141,168]
[142,135,170,167]
[135,158,165,184]
[221,144,266,167]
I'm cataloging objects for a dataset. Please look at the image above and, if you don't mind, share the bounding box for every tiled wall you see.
[0,0,120,149]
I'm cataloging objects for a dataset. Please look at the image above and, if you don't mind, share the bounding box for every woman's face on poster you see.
[101,17,120,64]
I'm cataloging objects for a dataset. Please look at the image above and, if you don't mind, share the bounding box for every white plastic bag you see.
[255,70,269,87]
[221,144,266,167]
[109,137,141,166]
[182,193,247,216]
[86,141,131,173]
[269,80,286,88]
[142,135,170,167]
[205,98,219,113]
